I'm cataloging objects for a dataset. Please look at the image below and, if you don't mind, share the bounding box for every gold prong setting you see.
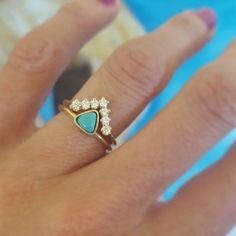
[69,97,112,136]
[69,99,81,112]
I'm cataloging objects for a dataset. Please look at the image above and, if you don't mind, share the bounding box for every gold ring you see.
[59,98,116,151]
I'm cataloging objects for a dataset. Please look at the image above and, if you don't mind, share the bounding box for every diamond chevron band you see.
[59,98,116,151]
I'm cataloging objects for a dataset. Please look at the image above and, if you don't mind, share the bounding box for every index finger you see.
[0,0,119,144]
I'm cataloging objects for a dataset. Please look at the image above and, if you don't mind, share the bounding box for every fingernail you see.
[195,8,216,30]
[100,0,116,6]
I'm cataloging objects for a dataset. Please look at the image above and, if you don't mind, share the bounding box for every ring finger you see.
[22,8,216,176]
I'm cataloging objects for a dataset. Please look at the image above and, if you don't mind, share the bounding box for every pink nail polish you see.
[100,0,116,6]
[195,8,216,30]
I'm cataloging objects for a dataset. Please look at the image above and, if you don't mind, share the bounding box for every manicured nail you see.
[100,0,116,6]
[195,8,216,30]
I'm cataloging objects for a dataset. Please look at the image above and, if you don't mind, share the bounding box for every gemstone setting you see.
[81,99,90,110]
[70,97,112,136]
[100,108,111,117]
[101,116,111,126]
[75,110,99,135]
[90,98,99,109]
[70,99,81,112]
[101,125,112,135]
[99,97,109,108]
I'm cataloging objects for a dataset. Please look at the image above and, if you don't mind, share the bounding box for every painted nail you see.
[195,8,216,30]
[100,0,116,6]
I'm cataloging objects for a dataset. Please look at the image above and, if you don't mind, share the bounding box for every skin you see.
[0,0,235,235]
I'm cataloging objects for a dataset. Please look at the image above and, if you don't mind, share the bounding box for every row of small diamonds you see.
[70,97,109,111]
[100,107,111,136]
[69,98,112,136]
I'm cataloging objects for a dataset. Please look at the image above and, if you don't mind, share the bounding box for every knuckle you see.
[174,11,195,24]
[60,1,118,26]
[56,204,113,236]
[105,40,164,98]
[8,37,61,75]
[194,63,236,128]
[170,11,205,36]
[60,2,88,22]
[54,191,131,236]
[172,11,195,26]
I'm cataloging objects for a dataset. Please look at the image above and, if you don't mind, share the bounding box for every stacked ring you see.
[59,97,116,151]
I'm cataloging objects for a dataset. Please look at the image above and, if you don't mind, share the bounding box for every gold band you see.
[59,101,116,151]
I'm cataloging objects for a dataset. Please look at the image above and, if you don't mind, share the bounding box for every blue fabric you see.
[40,92,55,122]
[124,0,236,200]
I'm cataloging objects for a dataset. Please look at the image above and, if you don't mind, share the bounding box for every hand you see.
[0,1,235,235]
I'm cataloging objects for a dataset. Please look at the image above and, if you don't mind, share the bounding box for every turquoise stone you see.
[75,111,98,134]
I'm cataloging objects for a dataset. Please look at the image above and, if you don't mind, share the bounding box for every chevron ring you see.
[59,98,117,151]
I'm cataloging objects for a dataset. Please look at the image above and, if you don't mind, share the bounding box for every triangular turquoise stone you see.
[75,111,98,134]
